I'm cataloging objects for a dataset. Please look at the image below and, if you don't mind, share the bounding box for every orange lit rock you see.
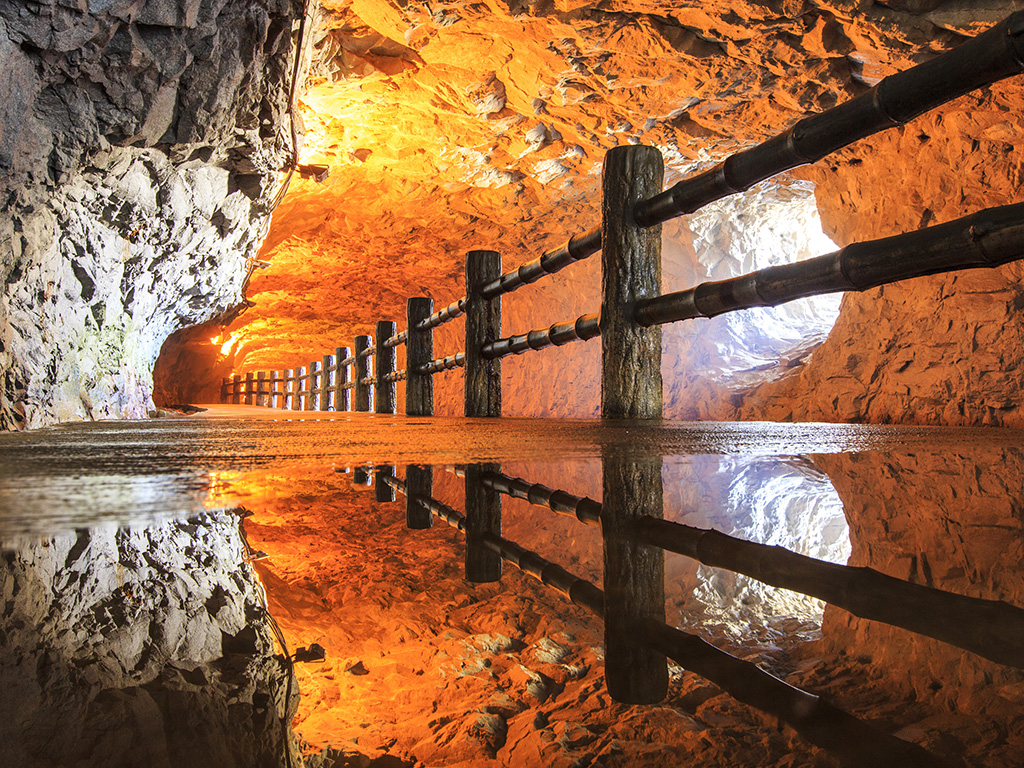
[157,1,1024,427]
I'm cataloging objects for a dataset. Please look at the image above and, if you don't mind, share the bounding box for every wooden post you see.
[305,361,318,411]
[254,371,265,406]
[292,367,304,411]
[465,463,502,582]
[353,467,371,487]
[465,251,502,417]
[600,144,663,419]
[602,454,668,704]
[406,465,433,529]
[320,354,332,411]
[354,335,371,412]
[231,374,241,405]
[375,465,396,502]
[335,346,351,411]
[375,320,397,414]
[270,370,280,408]
[406,298,434,416]
[244,372,254,405]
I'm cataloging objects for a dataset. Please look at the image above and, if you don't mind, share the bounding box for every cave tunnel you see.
[3,2,1024,767]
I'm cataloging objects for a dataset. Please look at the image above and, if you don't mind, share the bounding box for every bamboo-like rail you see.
[637,202,1024,327]
[416,353,465,376]
[482,313,600,359]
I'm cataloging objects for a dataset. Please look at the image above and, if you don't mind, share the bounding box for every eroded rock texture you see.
[163,0,1024,425]
[0,0,299,429]
[0,512,297,767]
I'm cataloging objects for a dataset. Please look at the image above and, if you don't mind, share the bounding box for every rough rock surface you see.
[0,511,298,767]
[1,0,298,429]
[160,0,1024,427]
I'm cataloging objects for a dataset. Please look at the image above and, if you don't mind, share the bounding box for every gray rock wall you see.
[1,0,299,429]
[0,512,297,767]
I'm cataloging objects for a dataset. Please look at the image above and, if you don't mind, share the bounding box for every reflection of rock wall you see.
[0,513,295,767]
[815,450,1024,718]
[0,1,296,429]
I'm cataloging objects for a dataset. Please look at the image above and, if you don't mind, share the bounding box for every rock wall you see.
[0,0,299,429]
[736,75,1024,426]
[0,512,298,767]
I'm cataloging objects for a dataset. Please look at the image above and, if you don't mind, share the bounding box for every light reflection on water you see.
[2,410,1024,766]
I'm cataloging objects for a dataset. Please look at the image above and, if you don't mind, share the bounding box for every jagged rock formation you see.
[0,511,298,767]
[0,0,299,429]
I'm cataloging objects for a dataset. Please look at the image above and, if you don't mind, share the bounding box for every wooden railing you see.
[223,12,1024,423]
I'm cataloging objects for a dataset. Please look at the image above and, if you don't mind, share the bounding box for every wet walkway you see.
[3,404,1024,539]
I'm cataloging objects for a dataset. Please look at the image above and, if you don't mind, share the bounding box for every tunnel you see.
[2,2,1024,767]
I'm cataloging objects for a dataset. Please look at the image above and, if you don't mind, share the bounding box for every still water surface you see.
[1,406,1022,766]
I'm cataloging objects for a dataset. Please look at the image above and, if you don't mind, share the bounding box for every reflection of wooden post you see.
[406,465,433,529]
[601,144,663,419]
[335,346,351,411]
[320,354,332,411]
[406,298,434,416]
[354,335,371,412]
[465,251,501,417]
[231,374,241,404]
[375,465,396,502]
[603,455,667,704]
[292,367,304,411]
[465,463,502,582]
[375,320,397,414]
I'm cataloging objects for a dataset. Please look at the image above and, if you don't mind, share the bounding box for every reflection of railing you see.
[365,460,961,768]
[222,14,1024,420]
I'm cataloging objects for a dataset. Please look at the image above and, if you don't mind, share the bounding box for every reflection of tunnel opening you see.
[663,455,850,654]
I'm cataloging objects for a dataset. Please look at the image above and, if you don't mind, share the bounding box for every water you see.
[1,407,1023,766]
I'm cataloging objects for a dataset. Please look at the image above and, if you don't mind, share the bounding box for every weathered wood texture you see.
[270,370,280,408]
[354,335,372,412]
[353,467,371,486]
[465,463,502,582]
[254,371,265,406]
[334,346,351,412]
[406,465,434,529]
[292,368,303,411]
[375,465,397,502]
[465,251,502,417]
[305,361,318,411]
[406,298,434,416]
[601,144,663,419]
[320,354,332,410]
[602,454,667,704]
[231,374,241,405]
[375,320,398,414]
